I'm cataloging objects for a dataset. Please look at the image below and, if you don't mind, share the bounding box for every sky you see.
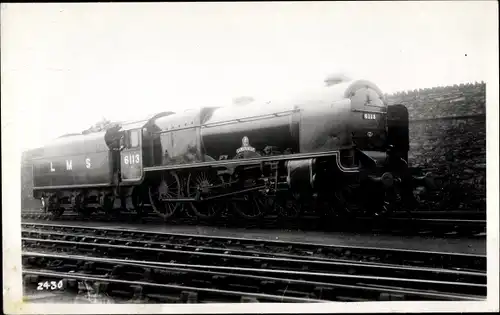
[1,1,498,151]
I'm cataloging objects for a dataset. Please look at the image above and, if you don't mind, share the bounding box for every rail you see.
[21,222,486,302]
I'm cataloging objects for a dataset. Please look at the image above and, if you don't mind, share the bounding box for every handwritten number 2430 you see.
[37,280,64,291]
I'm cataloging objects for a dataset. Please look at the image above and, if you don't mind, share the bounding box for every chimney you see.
[324,73,351,86]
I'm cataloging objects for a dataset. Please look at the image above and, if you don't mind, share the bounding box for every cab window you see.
[130,130,140,148]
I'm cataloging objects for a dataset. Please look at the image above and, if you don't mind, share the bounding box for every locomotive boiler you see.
[30,75,435,221]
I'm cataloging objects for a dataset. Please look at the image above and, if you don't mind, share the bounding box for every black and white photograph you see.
[2,1,499,313]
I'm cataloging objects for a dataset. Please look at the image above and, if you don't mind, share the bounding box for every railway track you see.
[22,222,486,303]
[21,208,486,237]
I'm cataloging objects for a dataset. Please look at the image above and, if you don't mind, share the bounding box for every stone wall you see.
[385,82,486,119]
[386,82,486,211]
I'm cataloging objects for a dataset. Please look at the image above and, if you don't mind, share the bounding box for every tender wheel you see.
[186,171,227,220]
[102,194,116,214]
[77,206,94,218]
[70,194,92,217]
[46,196,64,218]
[131,186,146,217]
[50,208,65,218]
[71,194,82,213]
[148,171,181,221]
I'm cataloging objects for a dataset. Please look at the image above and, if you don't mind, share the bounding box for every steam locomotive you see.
[28,75,435,221]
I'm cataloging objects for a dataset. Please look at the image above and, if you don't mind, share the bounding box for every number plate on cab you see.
[363,113,377,120]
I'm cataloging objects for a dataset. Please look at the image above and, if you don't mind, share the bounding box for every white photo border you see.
[2,1,499,313]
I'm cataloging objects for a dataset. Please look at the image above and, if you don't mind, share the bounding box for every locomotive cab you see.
[119,128,144,184]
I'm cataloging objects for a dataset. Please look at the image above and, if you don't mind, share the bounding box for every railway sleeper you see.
[21,224,486,270]
[22,237,486,289]
[24,270,323,303]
